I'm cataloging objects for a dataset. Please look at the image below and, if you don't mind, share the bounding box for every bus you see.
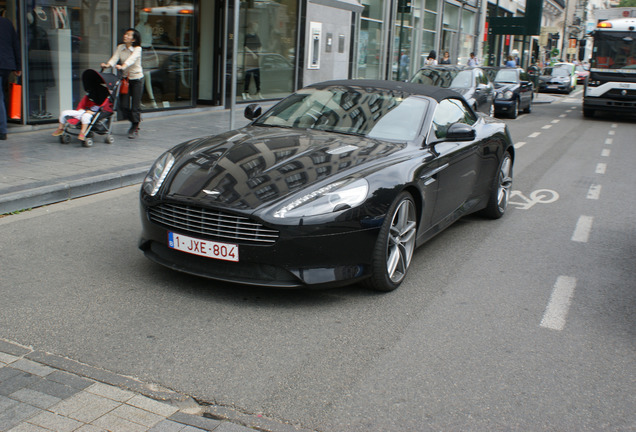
[583,17,636,117]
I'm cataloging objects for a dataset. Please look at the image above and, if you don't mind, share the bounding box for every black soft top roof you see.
[307,79,463,102]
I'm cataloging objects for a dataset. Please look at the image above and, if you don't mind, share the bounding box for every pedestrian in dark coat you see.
[0,15,22,140]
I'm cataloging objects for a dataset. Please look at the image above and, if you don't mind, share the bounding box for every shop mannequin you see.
[136,11,157,108]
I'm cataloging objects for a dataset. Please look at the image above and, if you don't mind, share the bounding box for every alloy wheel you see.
[497,154,513,213]
[386,199,417,283]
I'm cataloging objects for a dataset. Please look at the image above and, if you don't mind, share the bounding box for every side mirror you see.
[445,123,476,141]
[244,104,262,120]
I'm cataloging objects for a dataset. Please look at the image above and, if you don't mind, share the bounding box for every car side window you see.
[430,98,477,139]
[520,71,529,81]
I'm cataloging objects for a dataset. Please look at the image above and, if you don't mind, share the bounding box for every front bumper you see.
[494,99,515,113]
[138,206,381,288]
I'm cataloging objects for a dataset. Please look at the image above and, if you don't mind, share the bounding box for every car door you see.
[519,70,533,107]
[427,98,482,224]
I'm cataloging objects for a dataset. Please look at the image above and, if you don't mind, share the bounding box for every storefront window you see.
[392,7,413,81]
[24,1,112,123]
[357,19,383,79]
[458,9,475,65]
[134,2,195,109]
[238,0,297,101]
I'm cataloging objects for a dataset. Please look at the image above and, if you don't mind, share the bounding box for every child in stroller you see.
[52,69,121,147]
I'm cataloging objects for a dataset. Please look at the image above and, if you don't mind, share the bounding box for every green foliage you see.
[618,0,636,7]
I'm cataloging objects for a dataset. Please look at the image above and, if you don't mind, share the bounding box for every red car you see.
[575,65,590,84]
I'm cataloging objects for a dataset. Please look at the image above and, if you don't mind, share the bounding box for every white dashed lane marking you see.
[514,141,526,149]
[572,216,594,243]
[601,149,611,157]
[605,138,613,145]
[541,276,577,331]
[528,132,541,138]
[596,163,607,174]
[587,185,601,200]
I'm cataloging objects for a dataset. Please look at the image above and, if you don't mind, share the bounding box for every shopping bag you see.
[120,77,129,95]
[9,78,22,120]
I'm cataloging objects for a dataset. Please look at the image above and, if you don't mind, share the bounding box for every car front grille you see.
[148,203,279,245]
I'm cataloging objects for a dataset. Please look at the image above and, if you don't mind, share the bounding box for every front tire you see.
[509,99,518,119]
[481,152,513,219]
[364,192,417,292]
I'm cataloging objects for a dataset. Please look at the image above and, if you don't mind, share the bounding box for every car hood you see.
[494,83,518,91]
[163,126,406,211]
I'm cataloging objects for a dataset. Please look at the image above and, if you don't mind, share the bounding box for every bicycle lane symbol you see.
[509,189,559,210]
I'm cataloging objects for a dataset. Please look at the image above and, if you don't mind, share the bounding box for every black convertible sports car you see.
[139,80,515,291]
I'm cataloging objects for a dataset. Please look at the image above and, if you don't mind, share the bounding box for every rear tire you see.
[523,99,532,113]
[481,152,513,219]
[364,192,417,292]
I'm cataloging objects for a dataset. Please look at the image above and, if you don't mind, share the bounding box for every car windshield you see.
[255,86,429,141]
[494,69,518,83]
[543,67,570,77]
[449,70,474,88]
[411,68,458,87]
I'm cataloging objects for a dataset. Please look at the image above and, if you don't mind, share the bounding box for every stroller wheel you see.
[83,137,94,148]
[105,135,115,144]
[60,134,71,144]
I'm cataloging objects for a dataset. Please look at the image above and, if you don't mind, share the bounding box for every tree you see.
[619,0,636,7]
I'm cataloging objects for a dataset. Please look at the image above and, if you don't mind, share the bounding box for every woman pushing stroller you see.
[101,28,143,139]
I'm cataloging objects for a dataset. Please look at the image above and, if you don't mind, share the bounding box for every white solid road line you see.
[572,215,594,243]
[541,276,577,331]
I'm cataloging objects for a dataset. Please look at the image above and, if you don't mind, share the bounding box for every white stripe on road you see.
[596,163,607,174]
[542,125,552,129]
[559,114,567,118]
[605,138,613,145]
[540,276,577,331]
[552,119,560,124]
[572,215,594,243]
[514,141,527,149]
[609,130,615,136]
[611,123,617,128]
[528,132,541,138]
[587,184,602,200]
[601,149,611,157]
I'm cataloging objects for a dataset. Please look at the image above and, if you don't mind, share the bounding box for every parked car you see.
[139,80,515,291]
[538,66,576,93]
[149,52,193,103]
[491,67,534,118]
[411,66,495,115]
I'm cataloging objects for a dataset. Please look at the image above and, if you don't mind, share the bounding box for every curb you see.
[0,339,315,432]
[0,168,147,214]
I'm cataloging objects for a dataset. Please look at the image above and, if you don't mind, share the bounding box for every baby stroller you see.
[58,69,122,147]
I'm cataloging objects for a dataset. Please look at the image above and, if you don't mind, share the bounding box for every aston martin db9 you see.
[139,80,514,291]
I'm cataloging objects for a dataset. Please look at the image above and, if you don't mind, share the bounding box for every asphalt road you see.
[1,91,635,431]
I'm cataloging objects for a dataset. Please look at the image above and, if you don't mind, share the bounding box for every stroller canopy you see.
[82,69,118,105]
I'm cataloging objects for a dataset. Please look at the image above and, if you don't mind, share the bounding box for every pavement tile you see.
[91,412,149,432]
[49,391,120,423]
[6,423,50,431]
[9,388,61,409]
[0,402,42,432]
[0,367,21,383]
[85,382,136,403]
[213,423,255,432]
[168,412,221,431]
[27,376,85,399]
[46,370,95,390]
[148,419,190,431]
[9,359,54,378]
[109,403,164,427]
[128,394,179,417]
[75,425,107,432]
[0,394,19,411]
[22,410,83,432]
[0,372,42,396]
[0,353,18,365]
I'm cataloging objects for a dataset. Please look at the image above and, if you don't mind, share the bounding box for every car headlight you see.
[273,178,369,218]
[142,152,175,196]
[503,90,514,99]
